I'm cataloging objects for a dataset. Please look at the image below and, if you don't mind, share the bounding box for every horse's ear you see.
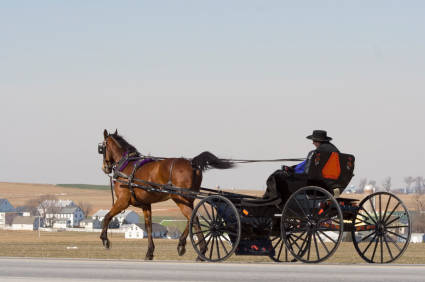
[104,129,108,139]
[114,129,118,135]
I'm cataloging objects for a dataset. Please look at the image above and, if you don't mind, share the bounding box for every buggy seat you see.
[307,151,355,194]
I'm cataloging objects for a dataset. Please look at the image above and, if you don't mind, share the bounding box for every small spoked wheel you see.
[189,195,241,262]
[352,192,411,263]
[281,186,344,263]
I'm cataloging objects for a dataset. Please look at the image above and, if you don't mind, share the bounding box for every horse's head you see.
[98,129,139,174]
[99,129,122,174]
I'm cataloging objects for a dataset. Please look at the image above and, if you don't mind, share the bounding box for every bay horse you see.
[99,129,234,260]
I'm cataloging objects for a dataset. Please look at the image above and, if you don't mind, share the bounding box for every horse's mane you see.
[111,133,139,155]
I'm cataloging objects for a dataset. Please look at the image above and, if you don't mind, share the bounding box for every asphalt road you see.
[0,257,424,282]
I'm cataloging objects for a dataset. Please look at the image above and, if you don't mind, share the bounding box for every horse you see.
[98,129,234,260]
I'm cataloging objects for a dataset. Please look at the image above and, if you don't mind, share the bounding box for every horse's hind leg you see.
[142,204,155,260]
[100,198,129,249]
[173,199,200,257]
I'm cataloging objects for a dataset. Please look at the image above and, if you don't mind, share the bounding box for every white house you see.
[11,216,42,230]
[93,209,139,226]
[38,199,76,217]
[125,223,167,239]
[410,233,425,243]
[52,219,68,229]
[0,199,16,226]
[47,206,85,227]
[79,218,102,229]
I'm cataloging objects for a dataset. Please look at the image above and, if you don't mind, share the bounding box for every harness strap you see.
[168,159,176,185]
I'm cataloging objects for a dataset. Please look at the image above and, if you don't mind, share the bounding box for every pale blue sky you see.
[0,1,424,190]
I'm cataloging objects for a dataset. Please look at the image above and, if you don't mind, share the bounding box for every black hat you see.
[306,130,332,142]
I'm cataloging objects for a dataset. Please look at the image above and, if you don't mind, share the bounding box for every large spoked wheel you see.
[189,195,241,262]
[281,186,344,263]
[269,234,295,262]
[352,192,411,263]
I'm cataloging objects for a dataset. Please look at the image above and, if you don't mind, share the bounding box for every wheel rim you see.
[352,192,411,263]
[189,195,241,262]
[281,186,343,263]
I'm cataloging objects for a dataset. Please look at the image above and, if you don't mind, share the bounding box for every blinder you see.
[98,142,105,155]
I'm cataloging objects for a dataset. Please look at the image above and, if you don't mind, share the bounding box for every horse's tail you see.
[191,151,234,171]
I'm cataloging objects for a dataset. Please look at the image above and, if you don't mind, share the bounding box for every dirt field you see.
[0,182,262,217]
[2,182,424,218]
[0,230,424,264]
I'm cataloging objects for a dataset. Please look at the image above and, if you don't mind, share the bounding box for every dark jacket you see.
[296,142,339,174]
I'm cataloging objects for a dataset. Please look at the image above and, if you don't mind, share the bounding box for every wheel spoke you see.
[385,234,402,252]
[294,197,308,219]
[385,225,409,229]
[362,233,377,255]
[209,236,215,259]
[379,194,382,221]
[317,230,337,244]
[371,236,379,262]
[381,194,392,223]
[216,235,221,259]
[317,231,330,254]
[218,236,229,254]
[385,216,401,227]
[195,231,211,246]
[192,229,210,235]
[357,231,377,243]
[360,206,377,225]
[202,203,212,221]
[383,234,394,261]
[386,229,407,241]
[306,234,312,260]
[313,233,320,260]
[384,202,400,225]
[369,197,379,223]
[380,233,384,263]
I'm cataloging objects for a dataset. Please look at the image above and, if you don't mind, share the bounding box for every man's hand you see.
[281,165,294,176]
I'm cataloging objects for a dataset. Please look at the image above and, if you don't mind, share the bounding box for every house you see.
[79,218,102,229]
[52,219,68,229]
[93,209,139,226]
[0,199,16,226]
[125,223,167,239]
[410,233,425,243]
[47,206,85,227]
[11,216,43,230]
[38,200,76,217]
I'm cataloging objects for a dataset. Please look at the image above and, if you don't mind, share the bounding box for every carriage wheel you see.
[269,234,296,262]
[189,195,241,262]
[352,192,411,263]
[281,186,343,263]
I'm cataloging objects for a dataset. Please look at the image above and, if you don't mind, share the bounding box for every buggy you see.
[187,151,411,263]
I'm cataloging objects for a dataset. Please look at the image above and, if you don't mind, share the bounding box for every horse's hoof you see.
[196,256,205,262]
[145,255,154,260]
[103,239,111,249]
[177,245,186,256]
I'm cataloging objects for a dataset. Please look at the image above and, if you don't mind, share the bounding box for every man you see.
[263,130,339,201]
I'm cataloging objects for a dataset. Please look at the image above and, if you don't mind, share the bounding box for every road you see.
[0,257,424,282]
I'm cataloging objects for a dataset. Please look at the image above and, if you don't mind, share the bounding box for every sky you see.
[0,1,424,191]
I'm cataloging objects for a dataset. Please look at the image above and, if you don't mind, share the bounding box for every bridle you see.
[98,136,141,175]
[98,140,115,173]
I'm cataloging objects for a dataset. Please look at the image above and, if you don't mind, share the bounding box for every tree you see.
[78,201,93,217]
[414,177,424,194]
[357,178,368,193]
[382,177,392,192]
[404,176,415,193]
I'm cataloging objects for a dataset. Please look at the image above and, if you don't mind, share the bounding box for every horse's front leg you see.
[100,198,129,249]
[143,204,155,260]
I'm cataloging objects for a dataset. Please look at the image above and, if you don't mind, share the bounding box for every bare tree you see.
[412,195,425,233]
[382,177,392,192]
[414,177,424,194]
[78,201,93,217]
[404,176,415,193]
[357,178,368,193]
